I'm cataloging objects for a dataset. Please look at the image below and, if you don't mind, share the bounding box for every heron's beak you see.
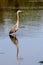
[19,10,22,12]
[20,11,22,12]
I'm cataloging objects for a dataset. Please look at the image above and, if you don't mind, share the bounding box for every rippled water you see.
[0,10,43,65]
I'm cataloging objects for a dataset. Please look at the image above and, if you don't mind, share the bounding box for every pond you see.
[0,9,43,65]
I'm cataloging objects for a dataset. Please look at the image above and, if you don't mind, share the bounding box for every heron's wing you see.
[11,24,18,33]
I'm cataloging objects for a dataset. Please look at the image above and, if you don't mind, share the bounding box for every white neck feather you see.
[17,12,19,26]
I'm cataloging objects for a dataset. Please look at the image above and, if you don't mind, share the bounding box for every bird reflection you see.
[9,35,23,60]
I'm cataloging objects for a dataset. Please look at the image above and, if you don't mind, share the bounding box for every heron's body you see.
[9,10,22,35]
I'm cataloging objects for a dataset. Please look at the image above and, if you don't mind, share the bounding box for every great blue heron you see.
[9,10,22,35]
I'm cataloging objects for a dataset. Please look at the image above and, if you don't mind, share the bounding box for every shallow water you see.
[0,10,43,65]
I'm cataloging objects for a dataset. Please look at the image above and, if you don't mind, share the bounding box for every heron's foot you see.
[17,56,23,60]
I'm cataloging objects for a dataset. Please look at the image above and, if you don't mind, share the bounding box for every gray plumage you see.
[9,10,22,35]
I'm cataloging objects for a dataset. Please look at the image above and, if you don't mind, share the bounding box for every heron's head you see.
[17,10,22,14]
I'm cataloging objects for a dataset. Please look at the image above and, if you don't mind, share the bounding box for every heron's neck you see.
[17,13,19,25]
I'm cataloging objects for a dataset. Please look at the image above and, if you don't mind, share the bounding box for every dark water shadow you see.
[9,35,23,60]
[38,61,43,65]
[0,52,5,54]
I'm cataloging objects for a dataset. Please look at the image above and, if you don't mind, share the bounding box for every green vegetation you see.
[0,0,43,6]
[0,0,43,10]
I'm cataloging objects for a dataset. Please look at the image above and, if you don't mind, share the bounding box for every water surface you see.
[0,10,43,65]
